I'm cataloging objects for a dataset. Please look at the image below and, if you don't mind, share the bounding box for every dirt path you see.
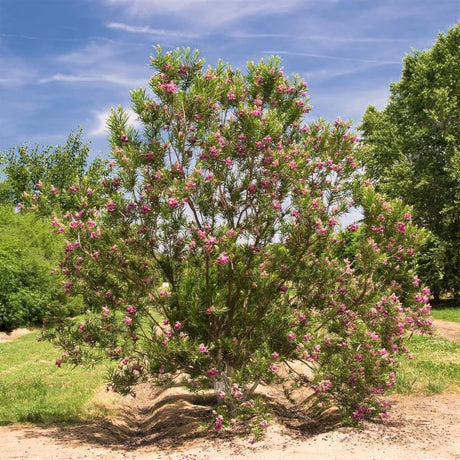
[433,319,460,343]
[1,321,459,459]
[0,328,34,343]
[1,392,459,459]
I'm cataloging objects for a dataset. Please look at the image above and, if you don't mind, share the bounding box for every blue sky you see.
[0,0,458,160]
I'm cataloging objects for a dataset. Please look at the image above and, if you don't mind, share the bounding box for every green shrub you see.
[0,206,83,331]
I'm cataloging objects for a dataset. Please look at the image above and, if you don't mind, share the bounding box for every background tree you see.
[0,130,107,330]
[0,129,106,215]
[0,206,83,331]
[360,23,460,300]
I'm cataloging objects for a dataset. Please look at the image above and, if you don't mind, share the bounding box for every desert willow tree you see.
[38,47,431,427]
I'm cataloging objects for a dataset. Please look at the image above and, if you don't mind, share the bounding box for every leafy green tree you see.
[0,129,106,215]
[0,206,83,331]
[360,23,460,299]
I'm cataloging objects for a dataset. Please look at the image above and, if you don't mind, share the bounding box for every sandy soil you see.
[1,320,460,459]
[433,319,460,343]
[0,328,34,343]
[1,391,459,460]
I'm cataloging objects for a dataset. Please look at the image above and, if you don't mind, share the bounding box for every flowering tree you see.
[40,47,431,427]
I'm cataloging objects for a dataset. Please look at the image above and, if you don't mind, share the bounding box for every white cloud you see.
[103,0,305,30]
[89,107,142,137]
[55,39,135,66]
[39,73,145,87]
[0,49,37,87]
[107,22,200,39]
[263,50,400,65]
[313,87,391,124]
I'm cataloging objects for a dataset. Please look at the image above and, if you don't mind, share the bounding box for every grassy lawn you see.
[396,334,460,394]
[0,331,119,425]
[431,307,460,323]
[1,314,459,426]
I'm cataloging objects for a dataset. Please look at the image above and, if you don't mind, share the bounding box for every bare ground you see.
[1,319,460,459]
[0,328,34,343]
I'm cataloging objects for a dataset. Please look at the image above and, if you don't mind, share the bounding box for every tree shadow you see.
[11,382,354,452]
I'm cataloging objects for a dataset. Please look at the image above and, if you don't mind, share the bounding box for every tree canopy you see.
[360,23,460,299]
[33,47,431,427]
[0,129,106,215]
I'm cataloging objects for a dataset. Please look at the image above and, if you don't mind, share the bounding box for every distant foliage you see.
[0,129,107,215]
[360,23,460,299]
[0,206,83,331]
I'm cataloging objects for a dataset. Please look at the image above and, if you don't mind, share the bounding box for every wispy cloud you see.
[39,73,145,87]
[0,32,82,43]
[263,50,401,65]
[55,39,137,66]
[107,22,200,39]
[0,50,37,87]
[103,0,305,30]
[292,35,406,44]
[40,39,149,90]
[313,87,391,123]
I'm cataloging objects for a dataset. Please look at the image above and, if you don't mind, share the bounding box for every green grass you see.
[0,331,119,425]
[396,334,460,394]
[431,307,460,323]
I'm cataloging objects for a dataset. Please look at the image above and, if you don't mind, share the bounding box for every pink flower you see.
[259,420,270,429]
[159,82,178,94]
[421,286,430,296]
[215,415,224,430]
[123,317,133,326]
[140,204,151,214]
[247,183,257,194]
[328,218,338,227]
[395,221,406,234]
[217,252,230,265]
[142,151,155,161]
[208,146,219,157]
[207,367,220,376]
[50,186,59,194]
[204,236,217,245]
[105,201,117,212]
[226,91,236,101]
[271,352,280,359]
[271,201,282,211]
[168,198,179,208]
[125,305,137,316]
[174,321,182,331]
[198,344,209,354]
